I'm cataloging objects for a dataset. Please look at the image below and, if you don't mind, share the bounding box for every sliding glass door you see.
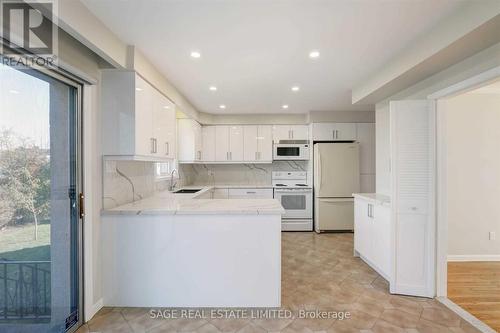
[0,62,82,333]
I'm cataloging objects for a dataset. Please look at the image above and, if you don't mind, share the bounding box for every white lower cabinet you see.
[354,197,391,280]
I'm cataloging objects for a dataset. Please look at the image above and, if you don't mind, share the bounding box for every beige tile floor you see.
[77,232,481,333]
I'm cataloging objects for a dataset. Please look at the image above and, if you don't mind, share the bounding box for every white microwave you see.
[273,141,310,160]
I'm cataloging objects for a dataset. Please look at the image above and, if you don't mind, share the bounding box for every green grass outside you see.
[0,222,50,261]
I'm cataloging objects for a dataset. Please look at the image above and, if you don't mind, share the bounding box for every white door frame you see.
[427,65,500,297]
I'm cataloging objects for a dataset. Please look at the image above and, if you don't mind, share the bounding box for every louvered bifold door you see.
[390,100,436,298]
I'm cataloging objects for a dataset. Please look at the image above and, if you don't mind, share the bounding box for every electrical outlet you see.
[489,231,496,241]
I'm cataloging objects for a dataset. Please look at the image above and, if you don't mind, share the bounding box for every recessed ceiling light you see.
[190,51,201,58]
[9,89,20,94]
[135,87,143,91]
[219,104,226,109]
[309,50,320,59]
[282,105,289,109]
[163,106,170,109]
[209,86,217,91]
[291,86,300,92]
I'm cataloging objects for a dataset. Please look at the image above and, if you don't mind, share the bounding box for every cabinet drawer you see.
[315,198,354,231]
[227,188,273,199]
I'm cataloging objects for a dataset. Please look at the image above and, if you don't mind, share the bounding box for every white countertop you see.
[187,183,274,189]
[102,186,284,216]
[353,193,391,207]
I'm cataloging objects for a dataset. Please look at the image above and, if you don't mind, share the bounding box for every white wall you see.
[375,41,500,196]
[375,105,390,196]
[442,92,500,257]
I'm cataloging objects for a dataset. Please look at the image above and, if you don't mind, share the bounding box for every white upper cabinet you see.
[152,88,176,159]
[272,125,291,141]
[289,125,309,140]
[215,126,244,162]
[312,123,357,141]
[202,126,216,162]
[134,75,154,156]
[178,119,202,162]
[102,71,176,161]
[356,123,375,174]
[243,125,273,162]
[229,126,244,161]
[243,126,258,161]
[272,125,309,142]
[257,125,273,161]
[215,126,230,161]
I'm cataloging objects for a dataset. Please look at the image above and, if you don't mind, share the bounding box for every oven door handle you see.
[274,189,312,193]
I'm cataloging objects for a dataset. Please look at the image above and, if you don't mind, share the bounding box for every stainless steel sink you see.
[173,189,202,194]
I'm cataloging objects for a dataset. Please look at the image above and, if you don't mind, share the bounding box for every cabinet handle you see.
[332,130,335,140]
[291,130,294,139]
[230,152,232,160]
[246,191,256,194]
[165,142,169,156]
[198,151,201,160]
[288,130,292,139]
[150,138,155,154]
[258,151,261,160]
[226,152,229,160]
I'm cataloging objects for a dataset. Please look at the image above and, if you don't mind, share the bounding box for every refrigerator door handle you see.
[318,151,323,190]
[320,198,353,202]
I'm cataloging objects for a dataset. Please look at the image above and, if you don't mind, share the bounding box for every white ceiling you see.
[82,0,465,114]
[469,80,500,94]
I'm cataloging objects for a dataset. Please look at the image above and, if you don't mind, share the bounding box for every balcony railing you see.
[0,260,51,321]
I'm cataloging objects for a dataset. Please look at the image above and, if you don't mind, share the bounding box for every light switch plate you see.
[489,231,496,241]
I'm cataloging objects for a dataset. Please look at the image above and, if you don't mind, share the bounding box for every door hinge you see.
[79,193,85,219]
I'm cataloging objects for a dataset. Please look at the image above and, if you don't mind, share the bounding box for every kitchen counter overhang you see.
[100,187,284,308]
[101,186,284,215]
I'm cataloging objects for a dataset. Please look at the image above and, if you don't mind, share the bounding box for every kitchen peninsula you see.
[101,187,284,308]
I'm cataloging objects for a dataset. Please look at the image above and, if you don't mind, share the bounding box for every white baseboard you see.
[437,297,496,333]
[447,254,500,262]
[85,298,104,322]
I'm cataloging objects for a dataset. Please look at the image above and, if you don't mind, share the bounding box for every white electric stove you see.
[272,171,313,231]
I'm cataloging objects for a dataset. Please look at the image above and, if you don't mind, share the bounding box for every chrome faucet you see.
[169,169,179,191]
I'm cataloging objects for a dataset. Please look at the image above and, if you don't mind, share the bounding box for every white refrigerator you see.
[314,143,360,232]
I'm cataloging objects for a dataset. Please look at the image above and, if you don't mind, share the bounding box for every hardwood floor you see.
[448,261,500,332]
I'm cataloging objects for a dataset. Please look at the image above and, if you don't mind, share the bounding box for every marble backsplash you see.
[103,160,169,209]
[180,161,309,186]
[103,159,310,209]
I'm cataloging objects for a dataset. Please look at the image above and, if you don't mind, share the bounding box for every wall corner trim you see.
[85,298,104,322]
